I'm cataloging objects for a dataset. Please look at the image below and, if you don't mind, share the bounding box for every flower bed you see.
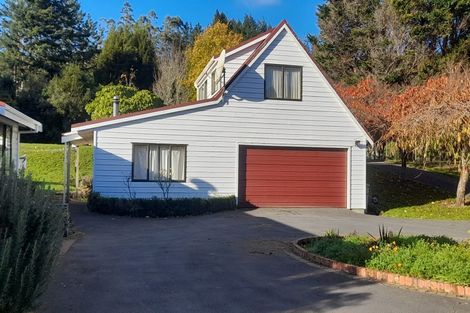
[291,230,470,297]
[301,232,470,286]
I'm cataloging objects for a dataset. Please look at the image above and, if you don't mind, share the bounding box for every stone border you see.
[291,237,470,298]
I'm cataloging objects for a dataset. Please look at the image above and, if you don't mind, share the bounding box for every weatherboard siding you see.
[92,28,367,209]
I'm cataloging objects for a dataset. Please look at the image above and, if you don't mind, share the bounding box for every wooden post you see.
[63,142,71,204]
[75,146,80,198]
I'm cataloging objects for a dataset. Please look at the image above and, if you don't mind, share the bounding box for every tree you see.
[392,0,470,59]
[310,0,380,84]
[85,84,163,120]
[153,50,190,105]
[211,11,270,40]
[45,64,95,126]
[386,64,470,206]
[184,22,243,99]
[95,3,156,90]
[335,78,392,143]
[0,0,98,79]
[157,16,202,55]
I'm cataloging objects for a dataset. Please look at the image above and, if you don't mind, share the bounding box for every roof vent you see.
[112,96,120,117]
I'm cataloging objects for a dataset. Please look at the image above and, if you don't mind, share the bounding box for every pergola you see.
[61,130,93,205]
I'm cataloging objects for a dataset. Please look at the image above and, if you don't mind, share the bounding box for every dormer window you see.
[265,64,302,100]
[198,80,208,100]
[211,71,216,95]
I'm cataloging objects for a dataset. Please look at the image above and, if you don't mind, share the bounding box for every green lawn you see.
[304,232,470,286]
[368,165,470,220]
[20,143,93,191]
[385,160,459,177]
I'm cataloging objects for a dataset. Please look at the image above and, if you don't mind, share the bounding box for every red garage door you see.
[239,146,347,208]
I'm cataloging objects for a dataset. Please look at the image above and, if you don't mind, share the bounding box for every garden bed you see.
[292,230,470,298]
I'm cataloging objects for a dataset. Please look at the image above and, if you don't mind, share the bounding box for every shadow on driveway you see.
[38,203,470,313]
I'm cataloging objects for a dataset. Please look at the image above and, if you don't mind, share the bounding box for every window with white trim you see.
[265,64,302,100]
[132,144,186,181]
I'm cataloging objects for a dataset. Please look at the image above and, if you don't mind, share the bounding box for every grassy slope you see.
[20,143,93,191]
[368,165,470,220]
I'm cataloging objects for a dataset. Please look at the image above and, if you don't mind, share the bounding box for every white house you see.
[62,20,372,211]
[0,101,42,171]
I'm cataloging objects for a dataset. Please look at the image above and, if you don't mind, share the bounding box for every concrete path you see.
[369,162,464,194]
[39,204,470,313]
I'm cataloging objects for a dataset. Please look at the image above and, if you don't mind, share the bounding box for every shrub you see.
[0,173,63,313]
[87,192,237,218]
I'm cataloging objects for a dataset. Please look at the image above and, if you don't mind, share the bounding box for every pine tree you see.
[0,0,99,79]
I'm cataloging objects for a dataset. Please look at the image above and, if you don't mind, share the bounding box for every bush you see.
[87,192,237,218]
[0,173,63,313]
[304,232,470,286]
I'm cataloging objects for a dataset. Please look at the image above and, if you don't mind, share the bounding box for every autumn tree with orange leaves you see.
[335,78,392,144]
[387,64,470,206]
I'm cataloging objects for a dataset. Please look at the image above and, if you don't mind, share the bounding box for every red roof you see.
[0,101,6,107]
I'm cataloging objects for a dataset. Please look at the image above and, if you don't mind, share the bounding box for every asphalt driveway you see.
[39,204,470,313]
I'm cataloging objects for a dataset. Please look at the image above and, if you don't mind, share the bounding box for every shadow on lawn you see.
[367,164,451,215]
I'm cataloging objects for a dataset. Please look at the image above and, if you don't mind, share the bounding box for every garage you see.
[238,146,348,208]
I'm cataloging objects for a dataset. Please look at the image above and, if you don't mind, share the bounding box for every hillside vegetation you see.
[20,143,93,191]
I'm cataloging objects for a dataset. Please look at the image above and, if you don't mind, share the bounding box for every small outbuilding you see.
[62,20,372,211]
[0,101,42,172]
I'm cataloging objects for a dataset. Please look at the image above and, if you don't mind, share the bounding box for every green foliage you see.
[45,64,95,126]
[311,0,470,85]
[306,235,373,266]
[310,0,380,84]
[85,84,163,120]
[20,143,93,191]
[305,233,470,285]
[0,0,98,78]
[14,70,64,143]
[212,10,270,40]
[87,193,237,218]
[366,238,470,285]
[392,0,470,58]
[0,173,63,313]
[95,19,156,90]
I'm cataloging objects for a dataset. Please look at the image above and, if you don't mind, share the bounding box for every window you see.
[265,64,302,100]
[198,80,208,100]
[132,144,186,182]
[211,71,216,95]
[0,123,12,171]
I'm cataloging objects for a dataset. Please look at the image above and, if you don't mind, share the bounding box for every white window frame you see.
[132,144,187,182]
[264,64,303,101]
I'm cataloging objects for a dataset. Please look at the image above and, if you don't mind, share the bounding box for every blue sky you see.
[79,0,323,40]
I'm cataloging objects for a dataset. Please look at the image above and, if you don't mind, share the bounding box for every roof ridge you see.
[213,28,273,59]
[71,88,225,129]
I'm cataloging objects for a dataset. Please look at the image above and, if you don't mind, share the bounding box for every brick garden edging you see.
[291,237,470,298]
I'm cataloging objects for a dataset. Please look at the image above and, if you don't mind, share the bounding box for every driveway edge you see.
[290,237,470,299]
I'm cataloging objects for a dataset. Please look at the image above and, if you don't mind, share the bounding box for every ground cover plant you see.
[304,228,470,286]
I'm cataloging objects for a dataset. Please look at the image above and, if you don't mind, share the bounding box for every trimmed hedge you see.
[87,192,237,217]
